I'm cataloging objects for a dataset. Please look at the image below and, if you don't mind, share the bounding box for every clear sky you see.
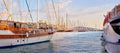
[0,0,119,29]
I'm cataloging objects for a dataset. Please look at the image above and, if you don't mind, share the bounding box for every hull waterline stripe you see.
[104,40,120,45]
[0,40,50,49]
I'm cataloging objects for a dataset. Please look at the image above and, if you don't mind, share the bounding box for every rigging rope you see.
[2,0,13,20]
[25,0,33,22]
[2,0,9,12]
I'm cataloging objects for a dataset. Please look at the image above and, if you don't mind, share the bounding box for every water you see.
[0,31,103,53]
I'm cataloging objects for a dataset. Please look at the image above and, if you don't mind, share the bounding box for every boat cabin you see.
[0,20,29,34]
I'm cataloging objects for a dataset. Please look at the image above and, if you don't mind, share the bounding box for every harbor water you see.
[0,31,103,53]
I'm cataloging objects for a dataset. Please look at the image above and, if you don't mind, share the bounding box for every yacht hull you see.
[0,33,53,48]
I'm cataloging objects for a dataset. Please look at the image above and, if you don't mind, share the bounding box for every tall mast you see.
[37,0,39,22]
[51,0,57,25]
[66,12,68,29]
[9,0,12,20]
[46,0,51,24]
[57,1,60,26]
[18,0,22,21]
[36,0,39,28]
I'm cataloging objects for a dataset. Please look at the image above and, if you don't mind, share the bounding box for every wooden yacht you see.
[0,20,54,48]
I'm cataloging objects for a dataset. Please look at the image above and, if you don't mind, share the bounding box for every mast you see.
[66,12,68,29]
[45,0,51,24]
[57,2,60,26]
[51,0,57,25]
[18,0,22,22]
[9,0,12,21]
[37,0,39,22]
[36,0,39,28]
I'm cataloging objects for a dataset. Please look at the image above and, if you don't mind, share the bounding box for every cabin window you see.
[28,23,37,29]
[32,24,37,28]
[112,25,120,35]
[110,18,120,35]
[14,23,20,28]
[0,21,7,26]
[21,24,25,28]
[110,19,120,24]
[39,23,47,29]
[21,24,28,28]
[8,22,14,28]
[27,24,32,28]
[1,21,7,24]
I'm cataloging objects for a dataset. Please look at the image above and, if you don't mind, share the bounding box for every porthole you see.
[23,40,25,41]
[17,40,19,42]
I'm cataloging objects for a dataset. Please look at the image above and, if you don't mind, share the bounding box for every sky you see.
[0,0,119,29]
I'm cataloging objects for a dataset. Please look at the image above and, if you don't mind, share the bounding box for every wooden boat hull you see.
[0,33,53,48]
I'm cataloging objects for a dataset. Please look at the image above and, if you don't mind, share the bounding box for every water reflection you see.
[51,32,103,53]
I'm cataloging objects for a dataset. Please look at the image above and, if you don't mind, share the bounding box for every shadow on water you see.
[0,42,53,53]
